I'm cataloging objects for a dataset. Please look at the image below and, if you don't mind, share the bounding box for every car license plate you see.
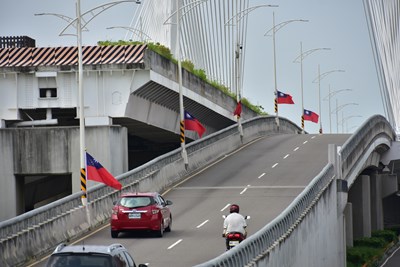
[128,213,141,219]
[229,240,240,246]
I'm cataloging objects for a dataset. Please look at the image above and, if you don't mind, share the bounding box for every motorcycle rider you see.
[222,204,247,250]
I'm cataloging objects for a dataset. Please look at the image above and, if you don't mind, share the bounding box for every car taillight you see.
[152,209,159,214]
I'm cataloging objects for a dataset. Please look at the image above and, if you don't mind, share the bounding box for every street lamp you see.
[312,68,344,134]
[225,4,278,137]
[340,115,362,133]
[333,102,358,133]
[164,0,208,168]
[323,87,352,133]
[293,45,330,133]
[264,12,308,129]
[106,26,152,42]
[36,0,142,210]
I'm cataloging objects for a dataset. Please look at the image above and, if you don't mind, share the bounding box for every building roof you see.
[0,44,147,67]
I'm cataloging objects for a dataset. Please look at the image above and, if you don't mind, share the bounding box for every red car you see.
[110,192,173,238]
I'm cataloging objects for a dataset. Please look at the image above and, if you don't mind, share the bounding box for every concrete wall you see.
[0,126,128,221]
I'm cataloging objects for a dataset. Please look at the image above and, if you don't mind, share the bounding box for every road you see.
[31,133,349,267]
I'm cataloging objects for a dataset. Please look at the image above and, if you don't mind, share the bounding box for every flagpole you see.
[76,0,91,226]
[265,13,308,131]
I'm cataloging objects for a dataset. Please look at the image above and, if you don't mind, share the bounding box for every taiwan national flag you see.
[233,101,242,117]
[184,111,206,138]
[277,91,294,104]
[86,152,122,190]
[303,109,319,123]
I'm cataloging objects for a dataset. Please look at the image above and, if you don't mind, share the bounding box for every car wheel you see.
[155,221,164,237]
[111,230,119,238]
[165,216,172,232]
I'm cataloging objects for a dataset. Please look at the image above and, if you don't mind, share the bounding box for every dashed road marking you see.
[258,173,265,179]
[283,154,290,159]
[294,147,299,151]
[168,239,183,249]
[196,220,209,228]
[272,163,278,168]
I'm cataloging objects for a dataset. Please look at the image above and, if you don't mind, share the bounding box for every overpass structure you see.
[0,42,258,222]
[2,0,400,266]
[1,114,400,267]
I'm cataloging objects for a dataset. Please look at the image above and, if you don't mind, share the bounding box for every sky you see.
[1,0,383,134]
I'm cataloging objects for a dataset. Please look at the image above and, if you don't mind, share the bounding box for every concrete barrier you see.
[194,115,396,267]
[0,116,301,267]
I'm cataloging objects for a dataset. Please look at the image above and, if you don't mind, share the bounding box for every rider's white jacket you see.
[223,213,247,234]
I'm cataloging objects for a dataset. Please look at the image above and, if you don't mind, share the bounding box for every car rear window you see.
[119,196,153,208]
[46,254,112,267]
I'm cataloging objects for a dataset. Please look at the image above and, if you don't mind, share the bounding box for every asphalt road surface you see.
[30,133,350,267]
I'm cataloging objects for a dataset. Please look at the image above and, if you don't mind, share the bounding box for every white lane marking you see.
[168,239,183,249]
[272,163,278,168]
[294,147,299,151]
[258,173,265,179]
[303,140,308,144]
[221,203,231,212]
[196,220,209,228]
[164,136,266,194]
[283,154,290,159]
[311,136,316,139]
[240,185,250,195]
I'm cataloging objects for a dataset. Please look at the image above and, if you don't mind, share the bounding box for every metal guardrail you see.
[0,115,302,267]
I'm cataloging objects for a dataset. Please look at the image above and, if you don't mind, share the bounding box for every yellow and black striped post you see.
[80,167,87,205]
[180,120,185,144]
[301,115,304,130]
[274,98,278,113]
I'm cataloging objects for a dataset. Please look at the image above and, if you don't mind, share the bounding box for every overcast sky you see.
[1,0,382,134]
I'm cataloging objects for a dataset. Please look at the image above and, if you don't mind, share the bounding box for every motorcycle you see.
[222,215,250,250]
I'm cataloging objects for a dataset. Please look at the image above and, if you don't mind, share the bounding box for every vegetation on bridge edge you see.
[347,228,399,267]
[98,40,267,115]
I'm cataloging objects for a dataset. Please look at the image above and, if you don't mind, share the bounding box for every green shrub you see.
[372,229,397,243]
[347,246,381,266]
[347,229,398,267]
[354,237,386,248]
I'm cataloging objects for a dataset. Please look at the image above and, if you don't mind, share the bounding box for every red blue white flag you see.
[86,152,122,190]
[184,111,206,138]
[233,101,242,117]
[303,109,319,123]
[277,91,295,104]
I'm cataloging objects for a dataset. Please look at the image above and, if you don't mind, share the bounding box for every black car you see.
[45,243,147,267]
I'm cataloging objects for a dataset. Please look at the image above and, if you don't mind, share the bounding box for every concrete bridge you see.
[1,114,400,267]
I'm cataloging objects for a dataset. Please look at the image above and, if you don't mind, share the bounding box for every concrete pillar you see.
[344,202,353,247]
[370,172,384,231]
[348,175,371,239]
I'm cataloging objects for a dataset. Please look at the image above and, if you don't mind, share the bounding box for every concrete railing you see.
[0,116,302,267]
[194,115,396,267]
[340,114,396,187]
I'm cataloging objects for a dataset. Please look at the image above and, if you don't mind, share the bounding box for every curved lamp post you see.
[293,45,331,133]
[341,115,362,133]
[106,26,152,42]
[323,87,352,133]
[264,12,308,129]
[36,0,142,211]
[312,68,345,133]
[333,102,358,133]
[225,4,278,137]
[164,0,208,168]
